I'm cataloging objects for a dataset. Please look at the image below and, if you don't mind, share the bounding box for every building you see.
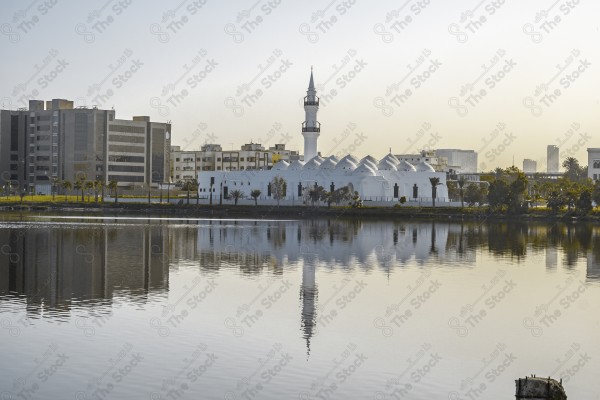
[0,99,170,192]
[547,145,559,173]
[523,159,537,174]
[197,70,448,205]
[170,143,301,184]
[588,148,600,181]
[394,150,447,172]
[435,149,478,173]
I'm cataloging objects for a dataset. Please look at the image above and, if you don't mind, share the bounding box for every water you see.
[1,214,599,399]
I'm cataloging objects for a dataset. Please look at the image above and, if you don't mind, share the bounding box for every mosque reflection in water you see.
[1,219,599,351]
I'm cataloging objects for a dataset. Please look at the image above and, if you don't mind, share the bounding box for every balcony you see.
[303,96,319,106]
[302,121,321,133]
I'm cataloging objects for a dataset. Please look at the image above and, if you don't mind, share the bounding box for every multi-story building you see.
[0,99,170,192]
[394,150,447,172]
[547,145,559,173]
[588,148,600,181]
[523,159,537,174]
[435,149,478,173]
[170,142,300,183]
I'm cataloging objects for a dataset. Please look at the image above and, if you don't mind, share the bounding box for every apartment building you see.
[0,99,170,192]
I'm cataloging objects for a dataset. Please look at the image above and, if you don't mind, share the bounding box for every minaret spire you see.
[302,68,320,161]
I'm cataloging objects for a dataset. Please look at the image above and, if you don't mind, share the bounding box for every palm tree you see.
[61,180,72,202]
[250,189,261,206]
[429,177,442,207]
[230,190,244,205]
[107,180,118,203]
[93,179,103,203]
[84,181,94,202]
[74,178,85,202]
[457,176,467,208]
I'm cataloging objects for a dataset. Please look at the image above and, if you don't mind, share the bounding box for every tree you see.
[487,169,528,213]
[350,191,362,208]
[593,181,600,209]
[575,189,592,216]
[308,185,326,206]
[181,179,198,205]
[74,178,85,202]
[330,186,352,206]
[250,189,261,206]
[84,181,94,202]
[562,157,583,181]
[271,176,287,206]
[51,177,60,201]
[399,196,407,205]
[93,179,103,203]
[230,189,244,205]
[429,177,442,207]
[464,183,486,206]
[546,190,566,214]
[61,180,72,202]
[107,180,118,203]
[457,176,468,208]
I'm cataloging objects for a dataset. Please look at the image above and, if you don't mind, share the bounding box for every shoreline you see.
[0,201,598,222]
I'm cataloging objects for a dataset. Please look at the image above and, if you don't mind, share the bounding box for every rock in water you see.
[515,376,567,399]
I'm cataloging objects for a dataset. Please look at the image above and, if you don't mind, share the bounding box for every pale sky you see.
[1,0,598,171]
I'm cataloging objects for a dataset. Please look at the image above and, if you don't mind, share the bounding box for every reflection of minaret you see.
[300,260,317,357]
[302,68,320,161]
[546,247,557,270]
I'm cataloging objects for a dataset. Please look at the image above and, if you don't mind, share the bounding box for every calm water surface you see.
[1,214,599,399]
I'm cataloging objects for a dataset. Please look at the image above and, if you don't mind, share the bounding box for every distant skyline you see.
[1,0,598,171]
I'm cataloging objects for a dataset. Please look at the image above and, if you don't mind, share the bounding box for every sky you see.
[1,0,599,172]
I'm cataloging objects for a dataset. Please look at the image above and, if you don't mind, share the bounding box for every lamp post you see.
[167,179,171,204]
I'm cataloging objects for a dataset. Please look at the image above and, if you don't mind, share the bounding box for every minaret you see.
[302,68,320,161]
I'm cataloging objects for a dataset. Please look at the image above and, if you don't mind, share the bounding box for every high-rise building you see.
[0,99,170,193]
[547,145,559,173]
[523,159,537,174]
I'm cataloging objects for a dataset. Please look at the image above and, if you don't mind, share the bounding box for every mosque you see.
[197,70,448,204]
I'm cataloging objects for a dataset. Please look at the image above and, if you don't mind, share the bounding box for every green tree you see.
[464,183,486,206]
[429,177,442,207]
[271,176,287,206]
[592,181,600,209]
[546,190,566,214]
[575,189,592,216]
[250,189,261,206]
[61,180,72,202]
[84,181,94,202]
[308,185,326,206]
[331,186,353,206]
[229,189,244,205]
[181,179,198,205]
[93,179,103,203]
[107,180,118,203]
[74,178,85,202]
[562,157,583,181]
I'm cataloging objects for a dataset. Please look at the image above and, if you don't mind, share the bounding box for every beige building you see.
[171,143,300,183]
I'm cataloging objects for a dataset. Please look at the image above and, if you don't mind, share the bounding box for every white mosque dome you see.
[288,160,305,170]
[382,153,400,165]
[416,161,435,172]
[319,158,337,170]
[377,159,398,171]
[272,160,289,171]
[397,160,417,172]
[352,164,377,176]
[303,157,322,170]
[359,158,378,170]
[314,155,325,163]
[361,155,379,165]
[342,154,360,164]
[335,158,357,171]
[326,155,340,163]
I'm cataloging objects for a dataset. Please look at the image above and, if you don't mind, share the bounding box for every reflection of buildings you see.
[0,225,169,315]
[588,253,600,281]
[546,247,558,270]
[195,220,475,268]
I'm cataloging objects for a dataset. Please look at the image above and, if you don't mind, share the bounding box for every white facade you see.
[588,148,600,181]
[197,70,448,205]
[435,149,478,173]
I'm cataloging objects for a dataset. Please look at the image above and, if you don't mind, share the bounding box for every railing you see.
[302,121,321,133]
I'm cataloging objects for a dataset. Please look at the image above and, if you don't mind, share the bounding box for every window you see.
[593,159,600,169]
[240,157,245,161]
